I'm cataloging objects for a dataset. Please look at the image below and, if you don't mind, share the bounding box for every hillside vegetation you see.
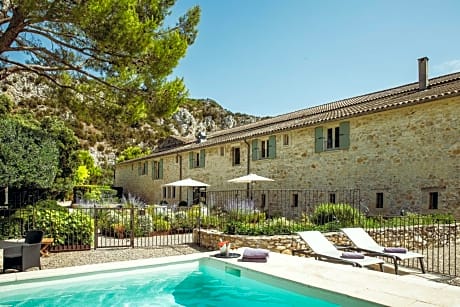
[1,74,265,166]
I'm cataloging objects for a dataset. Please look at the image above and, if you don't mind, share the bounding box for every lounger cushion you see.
[383,247,407,253]
[341,252,365,259]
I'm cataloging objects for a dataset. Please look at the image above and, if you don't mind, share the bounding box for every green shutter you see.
[189,152,193,169]
[145,161,148,175]
[137,162,141,175]
[252,139,259,161]
[339,122,350,149]
[199,149,205,168]
[159,159,164,179]
[152,161,155,179]
[315,127,324,153]
[268,135,276,158]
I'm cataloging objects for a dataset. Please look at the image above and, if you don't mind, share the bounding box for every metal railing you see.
[0,189,457,277]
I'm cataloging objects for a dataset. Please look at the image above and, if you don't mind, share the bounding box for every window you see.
[220,146,225,156]
[292,193,299,207]
[326,127,340,149]
[162,187,166,199]
[283,134,289,146]
[152,159,163,180]
[138,161,148,176]
[252,136,276,160]
[429,192,438,209]
[376,193,384,208]
[315,121,350,152]
[232,147,241,166]
[329,193,336,204]
[189,149,206,168]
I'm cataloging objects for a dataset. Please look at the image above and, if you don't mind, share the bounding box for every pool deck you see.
[0,248,459,306]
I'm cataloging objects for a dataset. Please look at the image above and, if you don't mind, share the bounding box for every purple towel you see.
[384,247,407,253]
[241,257,267,263]
[341,252,365,259]
[243,248,270,259]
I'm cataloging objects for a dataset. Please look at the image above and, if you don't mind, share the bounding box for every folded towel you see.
[241,257,267,263]
[341,252,365,259]
[243,248,270,259]
[384,247,407,253]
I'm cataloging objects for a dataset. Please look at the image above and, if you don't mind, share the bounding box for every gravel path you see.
[40,244,209,269]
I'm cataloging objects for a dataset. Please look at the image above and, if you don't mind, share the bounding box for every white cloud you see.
[433,59,460,75]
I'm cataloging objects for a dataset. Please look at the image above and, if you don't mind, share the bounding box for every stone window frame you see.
[283,133,290,146]
[421,186,445,210]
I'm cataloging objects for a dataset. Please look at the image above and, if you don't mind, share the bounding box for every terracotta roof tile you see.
[121,72,460,162]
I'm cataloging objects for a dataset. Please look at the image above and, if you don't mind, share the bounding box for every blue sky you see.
[170,0,460,116]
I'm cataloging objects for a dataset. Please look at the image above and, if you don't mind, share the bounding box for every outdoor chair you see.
[341,227,425,275]
[295,231,384,271]
[3,230,43,273]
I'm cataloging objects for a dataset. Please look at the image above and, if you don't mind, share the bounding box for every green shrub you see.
[153,218,171,232]
[310,203,365,228]
[12,206,93,245]
[135,214,154,236]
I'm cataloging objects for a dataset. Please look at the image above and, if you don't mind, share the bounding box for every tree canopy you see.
[0,0,200,119]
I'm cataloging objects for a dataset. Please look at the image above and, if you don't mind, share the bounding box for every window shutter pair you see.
[189,150,205,168]
[252,136,276,160]
[152,159,163,179]
[315,122,349,152]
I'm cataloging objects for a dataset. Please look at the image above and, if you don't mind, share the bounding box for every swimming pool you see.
[0,257,381,307]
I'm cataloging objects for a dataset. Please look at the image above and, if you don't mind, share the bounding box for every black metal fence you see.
[0,188,457,277]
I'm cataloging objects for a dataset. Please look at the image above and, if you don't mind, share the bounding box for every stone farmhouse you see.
[114,58,460,217]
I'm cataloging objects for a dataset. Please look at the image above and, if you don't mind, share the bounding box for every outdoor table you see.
[40,238,54,257]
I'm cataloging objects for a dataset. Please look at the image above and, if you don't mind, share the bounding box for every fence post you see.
[93,207,98,250]
[130,207,135,248]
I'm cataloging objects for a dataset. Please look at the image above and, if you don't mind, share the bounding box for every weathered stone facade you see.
[115,95,460,217]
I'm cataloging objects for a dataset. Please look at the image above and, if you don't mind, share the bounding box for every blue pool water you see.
[0,259,380,306]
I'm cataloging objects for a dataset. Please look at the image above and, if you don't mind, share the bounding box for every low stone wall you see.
[194,224,459,256]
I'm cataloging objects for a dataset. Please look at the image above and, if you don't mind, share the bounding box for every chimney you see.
[418,57,429,90]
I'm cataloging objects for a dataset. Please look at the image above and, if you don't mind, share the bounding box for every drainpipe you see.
[244,139,251,192]
[177,153,183,201]
[244,139,251,174]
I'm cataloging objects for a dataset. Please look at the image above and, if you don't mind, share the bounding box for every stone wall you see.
[194,225,459,256]
[115,96,460,217]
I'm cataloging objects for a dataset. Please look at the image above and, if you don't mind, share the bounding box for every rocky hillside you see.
[0,74,265,165]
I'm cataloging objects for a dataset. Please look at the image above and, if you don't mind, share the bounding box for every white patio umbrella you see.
[228,173,274,200]
[164,178,210,206]
[164,178,210,187]
[227,173,274,184]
